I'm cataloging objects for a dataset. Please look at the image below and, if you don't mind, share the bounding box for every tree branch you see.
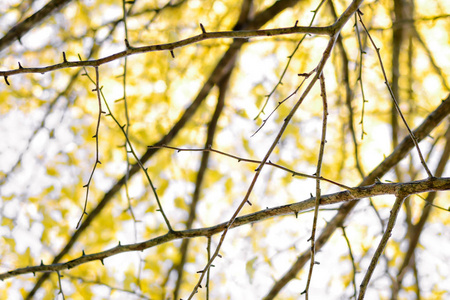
[1,177,449,281]
[0,0,73,52]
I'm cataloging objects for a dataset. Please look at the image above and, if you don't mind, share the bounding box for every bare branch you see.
[1,177,449,281]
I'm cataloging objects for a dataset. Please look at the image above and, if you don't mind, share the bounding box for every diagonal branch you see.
[0,0,73,52]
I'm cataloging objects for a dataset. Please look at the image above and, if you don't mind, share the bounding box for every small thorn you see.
[294,20,298,27]
[125,38,130,49]
[4,76,10,85]
[294,211,298,218]
[62,52,67,62]
[200,23,206,34]
[170,50,175,58]
[18,62,23,69]
[82,250,86,256]
[246,200,252,206]
[40,260,44,266]
[100,259,104,265]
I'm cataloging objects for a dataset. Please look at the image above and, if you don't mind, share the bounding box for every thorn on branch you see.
[218,254,222,258]
[100,259,104,265]
[170,50,175,58]
[294,20,298,27]
[124,38,131,49]
[118,241,121,246]
[40,260,44,266]
[4,76,10,85]
[314,261,320,265]
[294,211,298,218]
[200,23,206,34]
[62,52,67,63]
[246,200,252,206]
[18,62,23,69]
[82,250,86,256]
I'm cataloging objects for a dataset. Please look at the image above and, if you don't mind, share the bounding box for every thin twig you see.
[56,271,65,300]
[254,0,328,119]
[304,73,328,298]
[341,226,358,299]
[76,66,103,229]
[81,66,173,231]
[357,193,408,299]
[150,145,353,190]
[357,10,433,178]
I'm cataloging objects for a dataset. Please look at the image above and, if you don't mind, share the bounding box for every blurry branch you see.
[172,63,233,300]
[0,25,332,80]
[366,14,450,31]
[263,92,450,299]
[24,1,304,298]
[0,0,73,52]
[63,274,152,300]
[1,176,449,281]
[148,145,353,191]
[411,27,450,91]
